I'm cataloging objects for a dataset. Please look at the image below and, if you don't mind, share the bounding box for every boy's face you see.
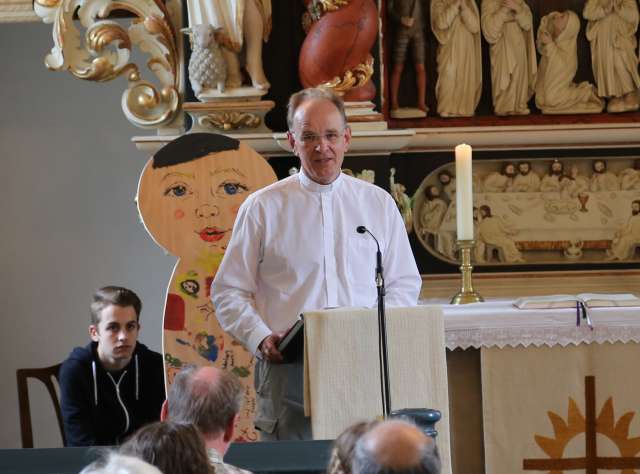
[90,304,139,370]
[138,145,277,259]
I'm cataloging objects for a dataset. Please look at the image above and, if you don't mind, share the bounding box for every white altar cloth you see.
[425,298,640,350]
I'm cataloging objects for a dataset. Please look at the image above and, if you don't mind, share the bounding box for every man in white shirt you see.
[212,88,422,440]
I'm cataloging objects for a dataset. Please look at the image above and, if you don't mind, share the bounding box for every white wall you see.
[0,22,175,448]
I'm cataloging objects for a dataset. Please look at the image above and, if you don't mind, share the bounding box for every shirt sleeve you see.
[59,359,97,447]
[212,199,272,355]
[381,194,422,307]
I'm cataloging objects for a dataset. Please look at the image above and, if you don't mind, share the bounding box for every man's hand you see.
[258,332,285,363]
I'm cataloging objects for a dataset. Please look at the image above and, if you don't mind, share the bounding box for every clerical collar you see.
[298,169,343,193]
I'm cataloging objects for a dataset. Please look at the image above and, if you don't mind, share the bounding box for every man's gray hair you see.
[287,88,348,130]
[352,425,441,474]
[167,365,244,436]
[80,453,162,474]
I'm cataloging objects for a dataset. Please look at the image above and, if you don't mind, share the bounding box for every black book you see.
[277,317,304,363]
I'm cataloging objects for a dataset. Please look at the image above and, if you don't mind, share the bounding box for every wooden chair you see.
[16,363,66,448]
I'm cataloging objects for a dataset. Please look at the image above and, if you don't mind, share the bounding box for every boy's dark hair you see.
[90,286,142,325]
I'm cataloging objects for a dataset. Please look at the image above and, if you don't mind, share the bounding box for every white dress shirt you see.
[212,170,422,355]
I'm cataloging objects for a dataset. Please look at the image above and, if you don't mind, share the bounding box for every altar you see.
[439,299,640,474]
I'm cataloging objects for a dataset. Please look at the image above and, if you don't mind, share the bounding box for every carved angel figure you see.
[186,0,272,91]
[431,0,482,117]
[535,10,604,114]
[481,0,537,116]
[583,0,640,112]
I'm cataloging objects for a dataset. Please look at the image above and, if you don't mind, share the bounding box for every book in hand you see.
[514,293,640,310]
[276,317,304,363]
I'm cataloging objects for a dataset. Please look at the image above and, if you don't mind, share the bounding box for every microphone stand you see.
[375,247,391,419]
[357,226,391,418]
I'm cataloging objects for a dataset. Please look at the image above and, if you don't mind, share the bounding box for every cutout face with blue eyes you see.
[138,144,277,260]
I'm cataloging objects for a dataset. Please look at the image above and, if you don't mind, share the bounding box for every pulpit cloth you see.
[431,298,640,350]
[303,306,451,474]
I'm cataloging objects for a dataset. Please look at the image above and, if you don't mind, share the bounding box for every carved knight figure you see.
[388,0,428,117]
[583,0,640,112]
[535,10,604,115]
[431,0,482,117]
[186,0,272,92]
[481,0,537,116]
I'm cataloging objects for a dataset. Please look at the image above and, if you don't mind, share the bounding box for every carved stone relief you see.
[413,157,640,265]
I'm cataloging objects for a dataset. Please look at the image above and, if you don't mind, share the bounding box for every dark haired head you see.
[91,286,142,325]
[153,133,240,169]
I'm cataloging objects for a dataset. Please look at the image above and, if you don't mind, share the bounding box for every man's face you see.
[633,202,640,215]
[594,161,605,173]
[138,146,276,259]
[551,162,562,175]
[288,99,351,185]
[518,163,530,175]
[90,305,139,369]
[438,173,450,185]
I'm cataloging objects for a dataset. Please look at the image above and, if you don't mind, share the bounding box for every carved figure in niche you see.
[483,162,516,192]
[473,206,486,262]
[481,0,537,116]
[186,0,272,92]
[583,0,640,113]
[620,159,640,190]
[137,133,277,440]
[390,168,414,232]
[606,199,640,260]
[540,159,564,192]
[419,185,455,258]
[535,10,604,115]
[388,0,428,118]
[512,161,541,192]
[568,165,590,194]
[478,205,525,262]
[419,185,448,237]
[589,159,619,191]
[431,0,482,117]
[438,170,456,200]
[559,174,579,199]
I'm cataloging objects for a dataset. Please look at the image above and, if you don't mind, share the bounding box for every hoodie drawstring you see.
[135,354,139,401]
[92,360,98,406]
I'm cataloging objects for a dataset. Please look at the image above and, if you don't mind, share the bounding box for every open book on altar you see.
[514,293,640,309]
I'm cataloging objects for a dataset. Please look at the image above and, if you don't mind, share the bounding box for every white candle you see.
[455,144,474,240]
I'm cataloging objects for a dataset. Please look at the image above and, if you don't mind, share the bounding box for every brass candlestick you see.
[450,240,484,305]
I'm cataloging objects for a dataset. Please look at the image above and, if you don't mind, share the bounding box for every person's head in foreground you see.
[352,419,441,474]
[120,420,214,474]
[80,453,162,474]
[161,364,243,455]
[327,420,380,474]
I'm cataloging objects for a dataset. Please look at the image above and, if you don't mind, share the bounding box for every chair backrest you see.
[16,363,66,448]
